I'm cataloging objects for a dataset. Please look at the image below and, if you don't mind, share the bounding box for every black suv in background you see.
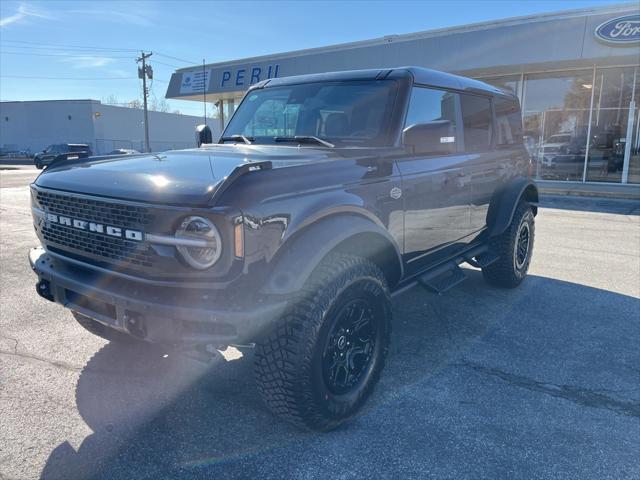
[34,143,93,169]
[30,67,537,431]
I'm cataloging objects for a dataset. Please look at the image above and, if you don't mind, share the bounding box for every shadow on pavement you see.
[40,272,640,480]
[540,195,640,215]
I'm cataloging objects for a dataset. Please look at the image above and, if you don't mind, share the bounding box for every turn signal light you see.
[234,223,244,258]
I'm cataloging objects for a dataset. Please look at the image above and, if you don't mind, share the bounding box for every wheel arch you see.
[486,177,539,238]
[260,214,403,296]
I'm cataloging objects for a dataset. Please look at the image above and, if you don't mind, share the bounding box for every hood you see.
[34,144,339,206]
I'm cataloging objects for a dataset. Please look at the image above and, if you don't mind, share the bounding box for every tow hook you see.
[36,280,54,302]
[124,312,147,339]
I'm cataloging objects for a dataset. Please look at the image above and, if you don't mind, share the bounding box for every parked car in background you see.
[106,149,141,155]
[0,147,31,158]
[34,144,93,169]
[538,133,586,180]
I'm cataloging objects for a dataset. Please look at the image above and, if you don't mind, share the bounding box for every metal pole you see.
[621,67,637,184]
[582,65,597,183]
[218,101,224,132]
[137,51,152,153]
[203,59,207,126]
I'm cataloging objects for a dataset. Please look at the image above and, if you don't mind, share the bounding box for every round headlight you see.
[175,216,222,270]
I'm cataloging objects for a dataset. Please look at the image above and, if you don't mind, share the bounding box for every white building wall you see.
[0,100,221,155]
[0,100,95,154]
[90,103,215,153]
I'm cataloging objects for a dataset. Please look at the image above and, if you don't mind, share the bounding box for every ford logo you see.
[595,14,640,45]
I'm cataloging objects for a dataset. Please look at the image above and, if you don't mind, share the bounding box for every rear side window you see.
[460,94,492,152]
[494,97,523,145]
[405,87,459,151]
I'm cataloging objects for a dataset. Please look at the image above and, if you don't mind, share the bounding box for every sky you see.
[0,0,630,116]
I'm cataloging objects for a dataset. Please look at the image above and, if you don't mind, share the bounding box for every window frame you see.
[493,95,524,149]
[401,84,465,158]
[458,91,495,153]
[402,83,499,157]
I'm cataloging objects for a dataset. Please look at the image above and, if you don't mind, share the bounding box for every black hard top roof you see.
[252,66,514,99]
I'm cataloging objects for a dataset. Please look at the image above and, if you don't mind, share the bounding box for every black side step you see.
[418,263,467,295]
[465,251,500,269]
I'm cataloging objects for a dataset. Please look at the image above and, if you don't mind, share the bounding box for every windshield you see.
[224,80,399,147]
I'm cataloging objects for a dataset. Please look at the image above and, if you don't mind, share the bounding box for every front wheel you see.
[254,253,392,431]
[482,202,535,288]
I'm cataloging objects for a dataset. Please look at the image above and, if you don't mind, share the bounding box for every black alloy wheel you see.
[322,299,377,395]
[254,253,392,431]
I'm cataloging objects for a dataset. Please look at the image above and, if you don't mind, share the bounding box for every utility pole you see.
[136,51,153,152]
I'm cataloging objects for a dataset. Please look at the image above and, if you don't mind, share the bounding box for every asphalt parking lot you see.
[1,168,639,480]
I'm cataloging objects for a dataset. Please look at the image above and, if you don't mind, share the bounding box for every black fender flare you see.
[486,177,539,238]
[260,214,403,296]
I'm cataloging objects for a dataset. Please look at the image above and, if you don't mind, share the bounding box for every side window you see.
[404,87,459,153]
[405,87,458,128]
[460,94,492,152]
[494,97,523,146]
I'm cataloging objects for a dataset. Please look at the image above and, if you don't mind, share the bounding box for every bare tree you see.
[102,94,120,106]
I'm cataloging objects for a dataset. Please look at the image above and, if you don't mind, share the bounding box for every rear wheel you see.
[482,202,535,288]
[254,253,392,431]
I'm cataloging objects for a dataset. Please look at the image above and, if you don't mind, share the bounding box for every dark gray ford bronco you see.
[30,67,537,431]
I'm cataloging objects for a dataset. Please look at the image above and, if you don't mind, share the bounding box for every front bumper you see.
[29,247,287,347]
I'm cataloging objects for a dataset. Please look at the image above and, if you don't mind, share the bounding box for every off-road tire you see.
[254,253,392,431]
[482,201,535,288]
[72,311,138,344]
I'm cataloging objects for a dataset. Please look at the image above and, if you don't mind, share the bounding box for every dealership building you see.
[0,100,218,156]
[166,3,640,195]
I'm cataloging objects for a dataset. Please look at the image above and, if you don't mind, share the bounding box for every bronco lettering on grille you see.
[46,213,143,242]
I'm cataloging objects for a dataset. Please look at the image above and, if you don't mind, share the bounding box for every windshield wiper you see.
[220,135,253,145]
[273,136,335,148]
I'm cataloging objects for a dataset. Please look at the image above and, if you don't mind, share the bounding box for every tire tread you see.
[253,253,391,430]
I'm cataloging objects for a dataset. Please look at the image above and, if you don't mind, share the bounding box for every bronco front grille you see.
[35,190,156,268]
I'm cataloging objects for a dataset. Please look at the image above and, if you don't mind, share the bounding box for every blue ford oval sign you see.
[595,14,640,45]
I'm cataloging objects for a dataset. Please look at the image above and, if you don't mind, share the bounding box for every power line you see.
[0,50,134,59]
[2,41,198,65]
[0,44,136,54]
[0,39,139,52]
[1,75,137,80]
[155,52,198,65]
[151,59,181,69]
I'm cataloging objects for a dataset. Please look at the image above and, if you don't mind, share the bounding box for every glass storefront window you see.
[522,70,594,181]
[524,70,593,112]
[480,75,520,96]
[585,67,637,183]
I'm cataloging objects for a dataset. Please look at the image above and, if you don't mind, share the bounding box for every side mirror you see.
[195,124,212,147]
[402,120,455,155]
